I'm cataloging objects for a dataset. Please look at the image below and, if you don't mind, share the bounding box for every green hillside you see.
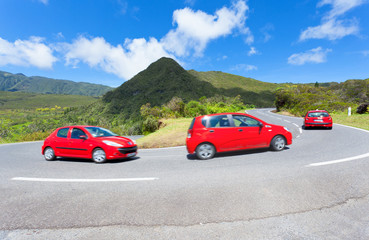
[0,71,112,96]
[102,57,276,118]
[188,70,277,93]
[0,91,98,109]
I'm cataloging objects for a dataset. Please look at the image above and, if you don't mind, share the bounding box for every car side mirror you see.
[258,122,263,128]
[79,135,87,140]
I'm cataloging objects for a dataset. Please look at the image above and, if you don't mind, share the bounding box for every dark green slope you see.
[0,71,112,96]
[103,57,218,115]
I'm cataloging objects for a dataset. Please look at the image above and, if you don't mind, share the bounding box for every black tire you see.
[44,147,56,161]
[92,148,107,163]
[196,143,216,160]
[270,135,286,151]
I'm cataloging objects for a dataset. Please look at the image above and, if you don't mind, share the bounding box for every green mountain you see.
[0,71,113,96]
[102,57,276,117]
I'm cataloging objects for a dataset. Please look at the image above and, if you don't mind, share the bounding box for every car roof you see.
[196,112,248,118]
[307,110,329,113]
[57,125,100,129]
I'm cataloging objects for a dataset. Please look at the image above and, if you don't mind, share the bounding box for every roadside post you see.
[348,107,351,116]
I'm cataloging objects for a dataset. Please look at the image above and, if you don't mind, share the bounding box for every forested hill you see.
[102,57,276,117]
[0,71,112,97]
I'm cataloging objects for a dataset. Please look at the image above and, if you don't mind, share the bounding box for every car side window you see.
[71,128,87,139]
[56,128,69,138]
[208,115,231,128]
[232,115,260,127]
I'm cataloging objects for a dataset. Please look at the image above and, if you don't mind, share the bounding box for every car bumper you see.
[305,122,332,127]
[105,146,138,159]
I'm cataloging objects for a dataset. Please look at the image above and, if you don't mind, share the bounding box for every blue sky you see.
[0,0,368,87]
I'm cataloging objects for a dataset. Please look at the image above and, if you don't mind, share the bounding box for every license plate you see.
[314,119,323,122]
[127,153,136,157]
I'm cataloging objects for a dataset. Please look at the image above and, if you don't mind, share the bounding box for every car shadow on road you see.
[55,156,140,164]
[186,147,290,161]
[302,125,332,130]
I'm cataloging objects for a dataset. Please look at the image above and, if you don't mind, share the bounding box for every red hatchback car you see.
[304,110,333,129]
[186,113,292,160]
[42,126,137,163]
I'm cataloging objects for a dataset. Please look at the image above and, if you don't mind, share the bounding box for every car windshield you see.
[84,127,118,137]
[308,112,329,117]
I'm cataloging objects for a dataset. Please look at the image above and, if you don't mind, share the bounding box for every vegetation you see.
[274,80,369,116]
[0,70,112,96]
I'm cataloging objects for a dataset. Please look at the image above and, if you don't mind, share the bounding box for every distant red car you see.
[304,110,333,129]
[186,113,292,160]
[42,126,137,163]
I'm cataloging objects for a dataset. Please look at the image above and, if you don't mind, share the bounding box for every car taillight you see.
[187,129,193,138]
[328,117,332,120]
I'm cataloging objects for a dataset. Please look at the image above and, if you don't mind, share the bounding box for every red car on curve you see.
[42,126,137,163]
[304,110,333,129]
[186,113,292,160]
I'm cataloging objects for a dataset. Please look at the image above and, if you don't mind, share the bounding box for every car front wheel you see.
[92,148,107,163]
[270,135,286,151]
[196,143,216,160]
[44,147,56,161]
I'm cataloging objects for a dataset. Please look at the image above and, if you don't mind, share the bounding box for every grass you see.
[136,118,193,148]
[331,112,369,131]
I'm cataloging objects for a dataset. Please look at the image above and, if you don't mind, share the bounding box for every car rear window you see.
[208,115,231,128]
[308,112,329,117]
[56,128,69,138]
[189,118,195,130]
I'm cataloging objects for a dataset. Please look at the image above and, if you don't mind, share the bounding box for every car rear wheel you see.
[270,135,286,151]
[92,148,106,163]
[44,147,56,161]
[196,143,215,160]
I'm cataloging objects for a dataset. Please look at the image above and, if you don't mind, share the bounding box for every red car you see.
[42,126,137,163]
[186,113,292,160]
[304,110,333,129]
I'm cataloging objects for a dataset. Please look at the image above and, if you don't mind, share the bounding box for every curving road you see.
[1,109,369,239]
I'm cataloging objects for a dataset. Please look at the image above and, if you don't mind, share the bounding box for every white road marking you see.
[307,152,369,167]
[12,177,159,182]
[140,146,186,151]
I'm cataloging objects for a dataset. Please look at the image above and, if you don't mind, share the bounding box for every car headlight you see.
[103,140,123,147]
[284,127,290,132]
[132,140,136,144]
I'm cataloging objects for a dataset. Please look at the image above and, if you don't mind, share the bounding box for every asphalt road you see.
[1,109,368,239]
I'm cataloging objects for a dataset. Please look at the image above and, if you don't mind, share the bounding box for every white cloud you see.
[288,47,332,65]
[0,36,57,69]
[63,36,176,80]
[62,0,252,80]
[300,19,359,41]
[247,46,258,56]
[318,0,364,19]
[232,64,257,71]
[362,50,369,56]
[38,0,48,5]
[161,0,251,56]
[299,0,365,41]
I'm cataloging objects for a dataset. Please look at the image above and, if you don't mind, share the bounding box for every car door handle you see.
[209,130,215,133]
[238,129,243,132]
